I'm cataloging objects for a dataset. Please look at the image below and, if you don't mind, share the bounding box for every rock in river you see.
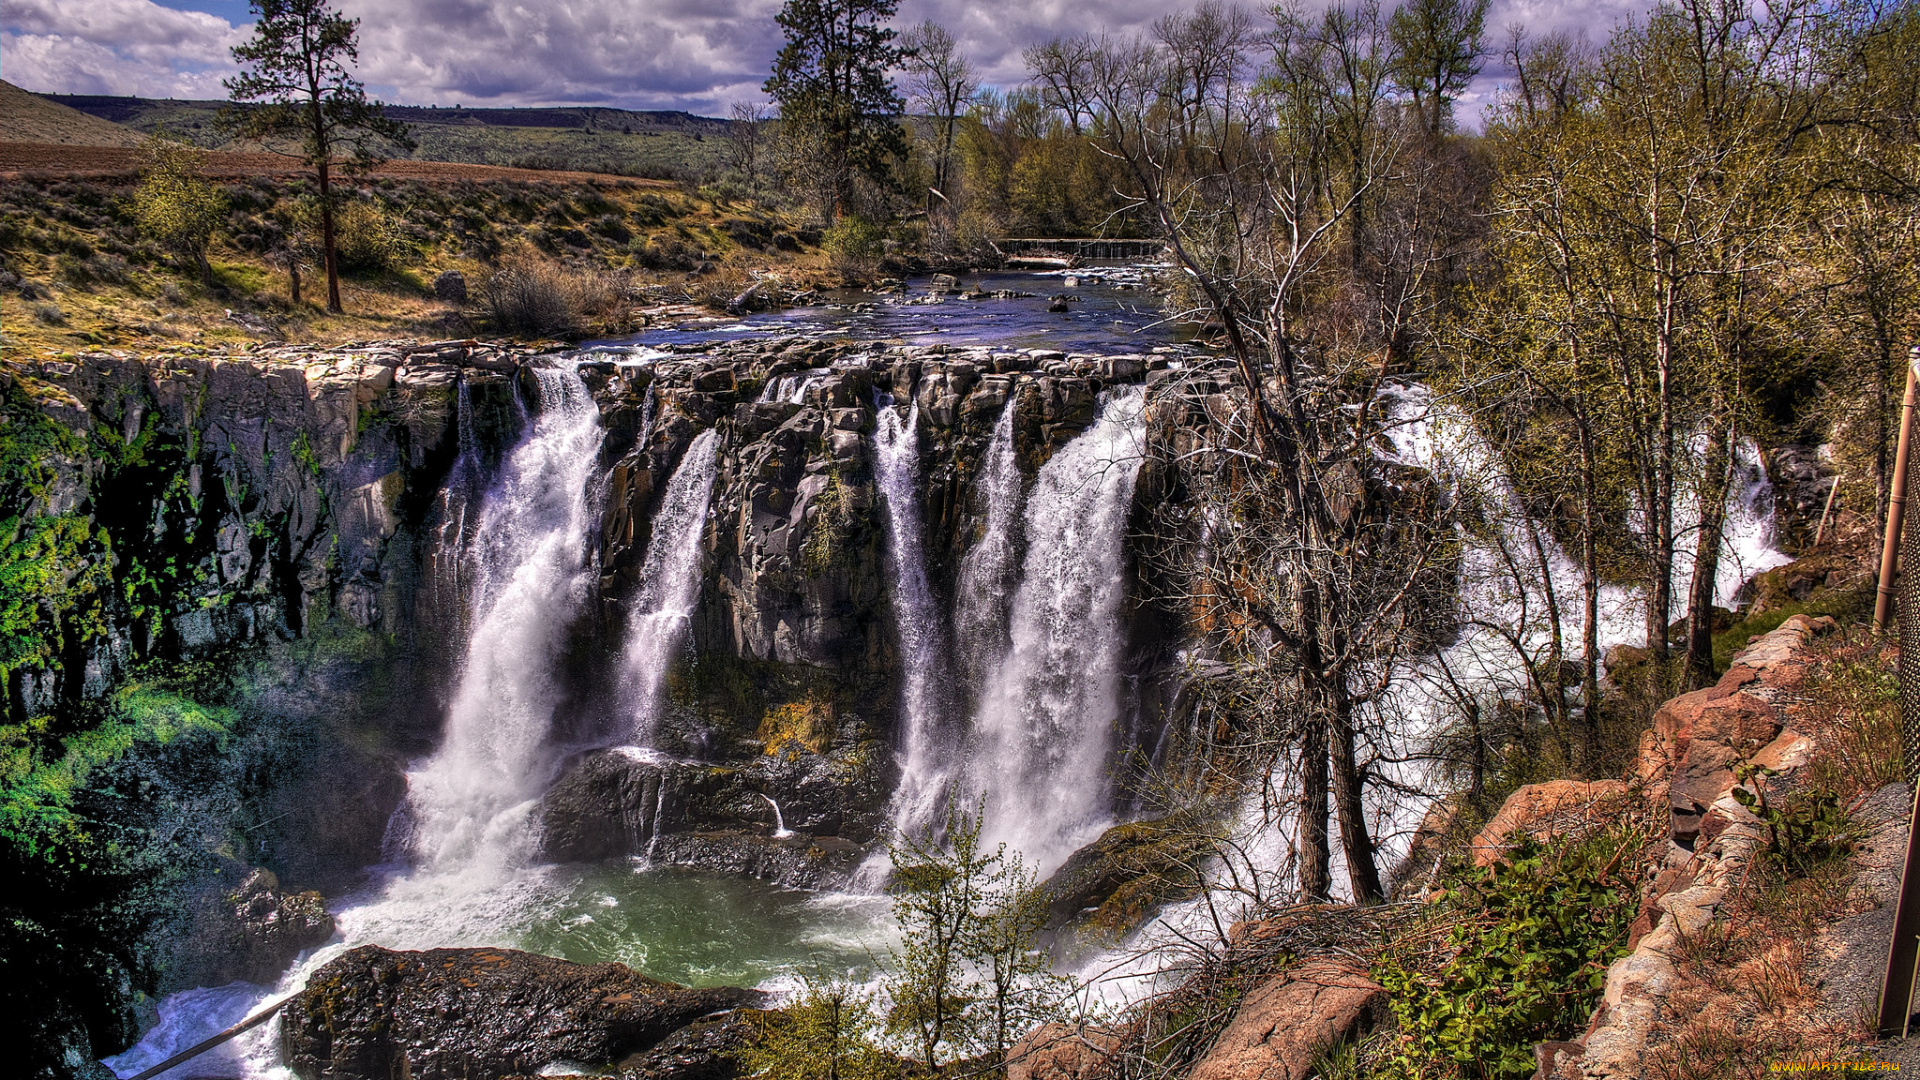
[280,945,764,1080]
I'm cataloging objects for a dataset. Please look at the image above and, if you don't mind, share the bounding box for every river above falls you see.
[589,267,1193,354]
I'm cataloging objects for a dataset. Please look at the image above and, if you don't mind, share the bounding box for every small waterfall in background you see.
[968,386,1149,877]
[403,363,605,873]
[954,400,1022,698]
[1672,434,1795,608]
[872,400,953,843]
[620,428,722,744]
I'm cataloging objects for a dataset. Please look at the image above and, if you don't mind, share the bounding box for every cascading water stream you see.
[620,429,721,743]
[967,386,1148,877]
[954,400,1022,695]
[403,364,606,874]
[871,400,952,843]
[105,362,614,1080]
[1077,382,1795,1003]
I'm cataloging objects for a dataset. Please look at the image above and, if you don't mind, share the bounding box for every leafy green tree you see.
[221,0,413,314]
[741,972,895,1080]
[1388,0,1491,136]
[885,804,1066,1072]
[764,0,908,222]
[131,131,227,288]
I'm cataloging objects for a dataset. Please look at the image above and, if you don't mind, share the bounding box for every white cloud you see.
[2,0,243,99]
[1,0,1655,116]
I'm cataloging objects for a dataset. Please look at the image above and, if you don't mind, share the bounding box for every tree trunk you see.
[1297,711,1330,900]
[1329,687,1383,904]
[1578,415,1602,767]
[1685,426,1733,688]
[319,159,342,314]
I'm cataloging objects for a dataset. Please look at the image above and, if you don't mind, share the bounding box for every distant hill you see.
[0,80,144,147]
[40,93,732,178]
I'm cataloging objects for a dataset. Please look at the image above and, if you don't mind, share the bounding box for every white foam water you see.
[954,400,1022,696]
[404,363,605,873]
[967,386,1148,877]
[871,401,953,844]
[619,429,721,742]
[1080,382,1797,1006]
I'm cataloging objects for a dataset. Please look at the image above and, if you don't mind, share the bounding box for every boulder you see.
[1037,818,1211,951]
[615,1010,759,1080]
[1651,687,1780,843]
[280,945,763,1080]
[1469,780,1630,867]
[432,270,468,304]
[648,831,865,890]
[1187,962,1386,1080]
[1006,1023,1119,1080]
[173,868,336,988]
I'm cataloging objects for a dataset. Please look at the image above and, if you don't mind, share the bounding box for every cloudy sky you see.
[2,0,1652,118]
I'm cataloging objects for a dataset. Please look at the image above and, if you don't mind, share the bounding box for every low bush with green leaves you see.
[1375,822,1650,1079]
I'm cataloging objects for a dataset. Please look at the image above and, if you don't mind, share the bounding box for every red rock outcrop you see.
[1187,962,1385,1080]
[1469,780,1630,868]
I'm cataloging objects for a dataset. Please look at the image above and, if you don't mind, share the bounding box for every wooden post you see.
[1877,347,1920,1036]
[1882,785,1920,1036]
[1874,352,1920,635]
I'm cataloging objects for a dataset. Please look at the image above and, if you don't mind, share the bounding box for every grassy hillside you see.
[0,81,143,147]
[0,166,826,357]
[40,93,732,179]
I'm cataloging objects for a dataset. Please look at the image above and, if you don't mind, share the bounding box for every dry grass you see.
[1646,860,1871,1080]
[1797,636,1903,799]
[1641,634,1895,1080]
[0,169,835,358]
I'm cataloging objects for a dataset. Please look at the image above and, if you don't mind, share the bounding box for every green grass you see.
[1712,582,1872,669]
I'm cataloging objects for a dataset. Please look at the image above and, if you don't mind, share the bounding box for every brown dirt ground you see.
[0,141,671,187]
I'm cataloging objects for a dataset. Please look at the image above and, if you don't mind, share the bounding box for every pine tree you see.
[764,0,908,222]
[221,0,413,314]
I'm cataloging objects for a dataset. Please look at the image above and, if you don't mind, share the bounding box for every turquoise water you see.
[512,864,891,987]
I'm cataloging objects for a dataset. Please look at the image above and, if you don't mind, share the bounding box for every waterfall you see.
[968,386,1148,876]
[403,364,604,873]
[759,369,830,404]
[954,400,1022,695]
[761,794,794,838]
[1672,434,1795,609]
[872,401,953,841]
[620,429,722,743]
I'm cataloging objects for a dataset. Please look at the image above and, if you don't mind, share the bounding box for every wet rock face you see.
[613,1010,759,1080]
[175,869,335,988]
[537,737,888,885]
[280,945,764,1080]
[597,340,1178,691]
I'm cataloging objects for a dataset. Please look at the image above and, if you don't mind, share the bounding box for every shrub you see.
[480,256,619,338]
[131,131,226,286]
[332,199,406,272]
[31,303,66,326]
[738,974,893,1080]
[1375,821,1650,1079]
[630,236,701,272]
[822,216,886,266]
